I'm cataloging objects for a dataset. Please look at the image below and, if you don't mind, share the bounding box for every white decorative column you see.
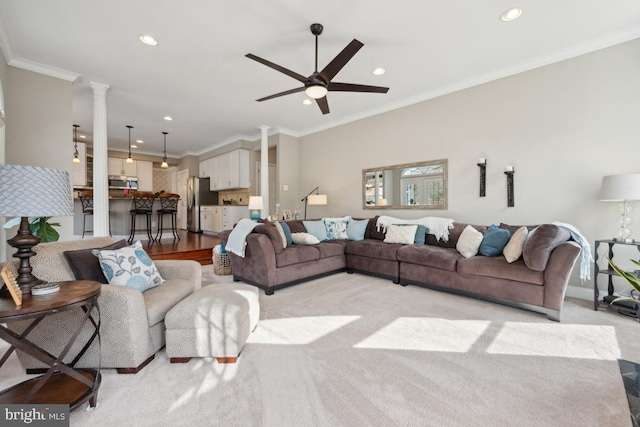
[90,82,110,236]
[259,125,271,219]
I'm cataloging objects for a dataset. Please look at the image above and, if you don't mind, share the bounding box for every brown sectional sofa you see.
[222,217,581,321]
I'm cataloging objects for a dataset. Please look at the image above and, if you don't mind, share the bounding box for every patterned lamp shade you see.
[0,164,74,217]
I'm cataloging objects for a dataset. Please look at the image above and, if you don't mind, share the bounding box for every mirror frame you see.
[362,159,448,210]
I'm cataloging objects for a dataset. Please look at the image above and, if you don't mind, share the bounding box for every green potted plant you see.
[3,216,62,242]
[607,258,640,308]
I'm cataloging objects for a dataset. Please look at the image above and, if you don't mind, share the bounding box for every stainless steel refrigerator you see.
[187,177,218,232]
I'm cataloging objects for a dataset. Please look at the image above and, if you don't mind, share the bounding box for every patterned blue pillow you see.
[324,217,349,240]
[93,240,164,292]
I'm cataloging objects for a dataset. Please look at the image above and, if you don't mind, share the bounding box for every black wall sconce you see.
[504,166,515,207]
[477,158,486,197]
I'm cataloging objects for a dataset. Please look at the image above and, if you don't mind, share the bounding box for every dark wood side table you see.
[0,280,101,411]
[594,239,640,310]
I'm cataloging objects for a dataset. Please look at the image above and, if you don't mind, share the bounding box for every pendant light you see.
[126,125,134,163]
[72,124,81,164]
[161,132,169,168]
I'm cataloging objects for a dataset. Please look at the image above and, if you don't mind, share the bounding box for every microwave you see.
[108,175,138,190]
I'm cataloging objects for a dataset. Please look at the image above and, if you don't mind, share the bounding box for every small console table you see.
[593,239,640,310]
[0,280,101,411]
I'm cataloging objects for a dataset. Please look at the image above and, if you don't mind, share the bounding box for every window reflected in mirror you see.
[363,159,447,209]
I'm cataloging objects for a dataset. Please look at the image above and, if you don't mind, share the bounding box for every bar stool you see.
[79,191,112,238]
[155,193,181,241]
[128,192,156,243]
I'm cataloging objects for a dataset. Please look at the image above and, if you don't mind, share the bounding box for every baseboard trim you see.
[566,285,594,301]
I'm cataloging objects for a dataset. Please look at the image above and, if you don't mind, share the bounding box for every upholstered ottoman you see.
[165,283,260,364]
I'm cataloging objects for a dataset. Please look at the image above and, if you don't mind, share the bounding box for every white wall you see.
[5,66,74,241]
[298,39,640,289]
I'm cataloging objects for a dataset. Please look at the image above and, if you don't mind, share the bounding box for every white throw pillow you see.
[291,232,321,245]
[456,225,484,258]
[503,226,528,263]
[274,221,288,248]
[93,240,164,292]
[384,224,418,244]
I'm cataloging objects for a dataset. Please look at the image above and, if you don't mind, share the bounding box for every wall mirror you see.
[362,159,447,209]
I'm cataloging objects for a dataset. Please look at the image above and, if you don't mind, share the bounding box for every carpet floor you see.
[1,267,637,427]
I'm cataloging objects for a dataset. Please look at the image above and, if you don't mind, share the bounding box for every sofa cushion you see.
[478,225,511,257]
[346,239,402,261]
[275,245,320,268]
[303,220,328,241]
[291,232,320,245]
[347,219,369,241]
[254,223,284,254]
[64,239,129,283]
[426,223,487,248]
[316,242,346,259]
[523,224,571,271]
[397,245,463,272]
[456,225,484,258]
[274,221,288,248]
[503,226,528,263]
[366,216,386,241]
[279,222,293,246]
[93,241,165,292]
[143,278,195,326]
[457,256,544,285]
[286,220,307,233]
[384,224,418,244]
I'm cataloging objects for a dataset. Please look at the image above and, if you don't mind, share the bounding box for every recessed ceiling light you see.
[302,99,313,105]
[136,139,144,144]
[139,35,158,46]
[372,67,386,76]
[79,135,86,139]
[130,144,138,149]
[163,116,173,121]
[500,7,523,22]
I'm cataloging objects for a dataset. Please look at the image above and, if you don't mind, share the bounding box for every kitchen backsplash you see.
[219,189,249,205]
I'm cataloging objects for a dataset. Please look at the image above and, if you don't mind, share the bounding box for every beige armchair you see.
[3,237,201,373]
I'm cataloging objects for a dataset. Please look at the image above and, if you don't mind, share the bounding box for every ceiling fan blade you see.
[319,39,364,82]
[328,82,389,93]
[246,54,308,83]
[256,87,305,102]
[316,96,330,115]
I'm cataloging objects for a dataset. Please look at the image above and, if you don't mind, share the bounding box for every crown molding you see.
[8,57,80,82]
[298,26,640,138]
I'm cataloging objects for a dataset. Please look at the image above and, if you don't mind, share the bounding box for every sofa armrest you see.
[155,260,202,291]
[229,233,278,287]
[543,241,581,312]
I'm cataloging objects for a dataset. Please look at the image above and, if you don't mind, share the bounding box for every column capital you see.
[258,125,271,133]
[90,82,111,95]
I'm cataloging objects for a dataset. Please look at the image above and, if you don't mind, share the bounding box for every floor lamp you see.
[301,187,327,220]
[0,164,74,293]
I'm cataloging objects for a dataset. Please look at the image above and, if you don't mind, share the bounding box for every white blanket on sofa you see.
[226,218,259,258]
[376,215,455,242]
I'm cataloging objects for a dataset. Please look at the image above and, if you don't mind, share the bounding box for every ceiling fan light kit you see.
[246,23,389,115]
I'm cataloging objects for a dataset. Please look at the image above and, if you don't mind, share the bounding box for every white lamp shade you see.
[248,196,264,210]
[307,194,327,205]
[0,164,74,217]
[378,198,388,206]
[599,174,640,201]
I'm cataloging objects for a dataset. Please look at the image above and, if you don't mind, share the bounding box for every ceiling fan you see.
[246,23,389,115]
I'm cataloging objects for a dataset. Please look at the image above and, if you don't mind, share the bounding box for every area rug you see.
[2,267,637,426]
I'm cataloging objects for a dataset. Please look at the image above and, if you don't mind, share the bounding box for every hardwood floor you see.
[142,230,220,265]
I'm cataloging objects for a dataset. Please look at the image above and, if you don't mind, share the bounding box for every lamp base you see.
[250,210,260,221]
[7,217,44,294]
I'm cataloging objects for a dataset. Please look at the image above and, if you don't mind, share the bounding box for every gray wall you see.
[0,47,7,261]
[298,39,640,289]
[5,66,74,241]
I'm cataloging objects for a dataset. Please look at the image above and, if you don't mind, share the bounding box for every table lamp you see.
[0,164,74,293]
[248,196,263,221]
[599,173,640,243]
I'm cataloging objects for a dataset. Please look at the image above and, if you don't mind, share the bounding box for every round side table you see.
[0,280,101,411]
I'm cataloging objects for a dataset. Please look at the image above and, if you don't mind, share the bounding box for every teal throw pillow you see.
[302,220,328,241]
[479,225,512,257]
[397,224,430,244]
[279,221,293,246]
[347,219,369,241]
[92,240,164,292]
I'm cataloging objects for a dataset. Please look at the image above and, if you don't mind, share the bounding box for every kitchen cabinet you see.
[71,141,87,187]
[212,206,222,233]
[208,149,250,191]
[222,205,248,231]
[200,206,214,233]
[108,157,137,177]
[199,158,210,178]
[136,160,153,191]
